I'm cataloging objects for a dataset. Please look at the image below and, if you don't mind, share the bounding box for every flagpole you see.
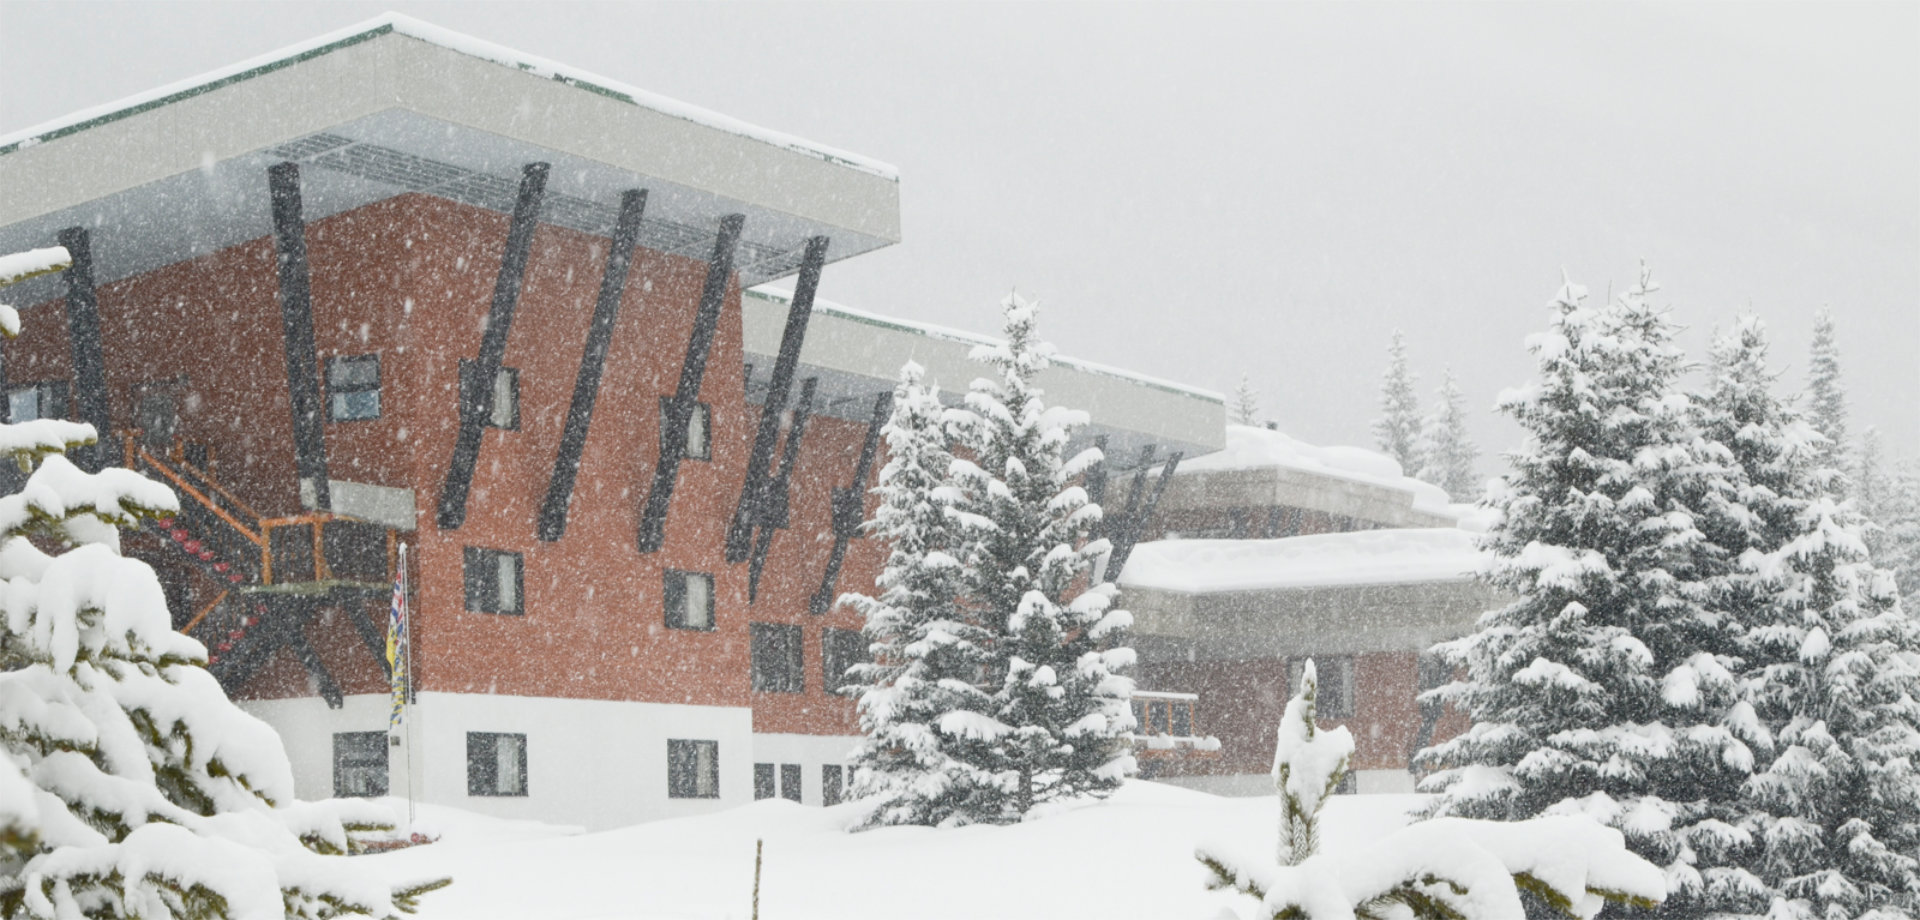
[401,543,416,830]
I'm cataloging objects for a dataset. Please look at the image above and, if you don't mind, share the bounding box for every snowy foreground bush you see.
[0,248,442,918]
[1197,662,1664,920]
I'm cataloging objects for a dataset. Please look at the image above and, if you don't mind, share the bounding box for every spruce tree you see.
[1804,307,1850,490]
[0,248,442,917]
[1879,458,1920,608]
[1415,367,1480,501]
[952,293,1135,818]
[842,361,1004,828]
[1232,375,1261,426]
[1373,330,1424,476]
[1417,267,1763,915]
[1699,318,1920,917]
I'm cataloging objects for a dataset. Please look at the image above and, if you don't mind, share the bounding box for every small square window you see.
[1289,656,1355,720]
[327,355,381,421]
[751,623,804,693]
[464,547,523,615]
[822,764,845,806]
[823,628,868,693]
[780,763,802,803]
[668,739,719,799]
[6,381,67,422]
[753,762,776,800]
[461,359,519,429]
[466,732,527,797]
[665,570,714,630]
[333,731,388,797]
[662,398,711,461]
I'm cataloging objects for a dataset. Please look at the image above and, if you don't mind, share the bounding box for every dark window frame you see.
[466,731,528,797]
[668,739,720,799]
[664,569,715,631]
[463,547,525,615]
[822,764,845,806]
[332,731,388,798]
[822,627,867,693]
[751,622,804,693]
[1289,656,1355,720]
[461,358,521,430]
[779,763,802,803]
[326,354,382,422]
[753,762,776,800]
[661,398,712,461]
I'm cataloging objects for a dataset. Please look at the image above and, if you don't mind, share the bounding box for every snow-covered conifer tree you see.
[1372,330,1424,476]
[1232,375,1261,427]
[842,362,1004,828]
[1417,267,1764,916]
[951,293,1135,819]
[1804,307,1850,490]
[1879,458,1920,608]
[0,247,442,918]
[1698,318,1920,917]
[1415,367,1479,501]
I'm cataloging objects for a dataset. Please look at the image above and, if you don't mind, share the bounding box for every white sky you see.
[3,1,1915,470]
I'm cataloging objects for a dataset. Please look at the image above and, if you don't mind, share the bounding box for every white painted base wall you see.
[750,732,860,806]
[1156,768,1415,798]
[241,692,755,831]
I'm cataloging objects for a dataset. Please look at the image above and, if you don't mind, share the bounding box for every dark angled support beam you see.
[265,167,332,508]
[637,214,746,553]
[346,600,392,681]
[287,626,344,709]
[807,391,892,615]
[538,188,647,542]
[1107,452,1182,576]
[727,236,830,562]
[57,227,114,473]
[438,162,550,530]
[748,376,818,603]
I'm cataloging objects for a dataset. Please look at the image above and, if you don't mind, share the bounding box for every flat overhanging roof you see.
[0,15,901,304]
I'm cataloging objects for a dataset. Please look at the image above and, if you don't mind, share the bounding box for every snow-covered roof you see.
[0,14,895,179]
[1184,425,1454,512]
[0,14,899,303]
[1118,528,1485,594]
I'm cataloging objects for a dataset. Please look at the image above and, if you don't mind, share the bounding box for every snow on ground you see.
[367,782,1423,920]
[1120,527,1484,593]
[1180,425,1474,520]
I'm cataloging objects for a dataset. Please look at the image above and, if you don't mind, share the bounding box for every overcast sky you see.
[3,2,1915,473]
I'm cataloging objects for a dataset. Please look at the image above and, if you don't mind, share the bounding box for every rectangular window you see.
[751,623,804,693]
[463,547,523,615]
[461,359,519,429]
[326,355,381,421]
[780,763,802,803]
[753,762,776,800]
[665,570,714,630]
[333,732,388,797]
[1289,656,1355,720]
[822,764,845,807]
[668,739,719,799]
[6,381,68,422]
[466,732,527,797]
[822,627,867,693]
[1171,702,1192,737]
[663,398,711,461]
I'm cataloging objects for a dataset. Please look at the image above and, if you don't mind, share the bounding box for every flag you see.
[387,543,409,730]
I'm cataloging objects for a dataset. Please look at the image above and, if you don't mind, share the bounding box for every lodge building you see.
[1,17,1490,829]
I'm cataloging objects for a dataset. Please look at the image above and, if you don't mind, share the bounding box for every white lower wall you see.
[240,692,754,831]
[750,732,860,805]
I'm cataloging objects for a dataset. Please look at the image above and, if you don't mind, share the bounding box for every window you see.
[6,381,67,422]
[665,570,714,630]
[461,359,519,429]
[753,762,776,800]
[466,732,527,796]
[751,623,804,693]
[668,739,719,799]
[663,398,711,460]
[333,732,388,797]
[822,764,845,806]
[780,763,802,803]
[464,547,523,615]
[326,354,380,421]
[1289,656,1354,720]
[822,627,867,693]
